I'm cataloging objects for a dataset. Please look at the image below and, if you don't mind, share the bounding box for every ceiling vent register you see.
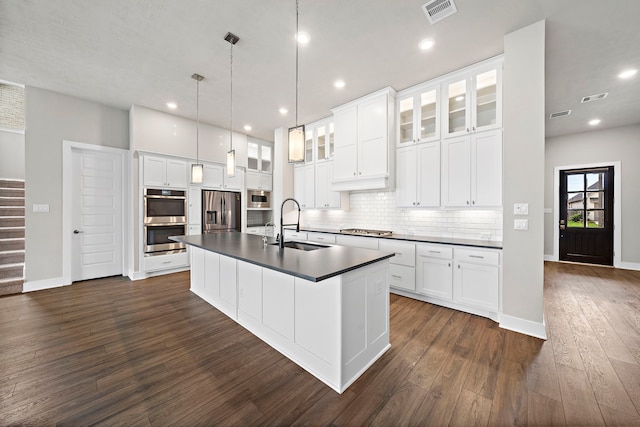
[581,92,608,103]
[422,0,458,24]
[549,110,571,119]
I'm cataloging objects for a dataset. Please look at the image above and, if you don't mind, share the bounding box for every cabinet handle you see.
[473,126,476,131]
[428,250,441,254]
[466,128,470,133]
[469,255,484,259]
[448,263,451,267]
[458,264,461,269]
[162,261,172,265]
[417,202,420,206]
[359,172,362,175]
[466,201,470,205]
[472,200,476,205]
[412,202,416,206]
[353,172,356,176]
[391,274,402,279]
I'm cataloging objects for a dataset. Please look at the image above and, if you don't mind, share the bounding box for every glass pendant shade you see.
[227,149,236,177]
[288,125,305,163]
[191,163,204,184]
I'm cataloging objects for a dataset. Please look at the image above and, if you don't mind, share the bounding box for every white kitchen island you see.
[172,233,394,394]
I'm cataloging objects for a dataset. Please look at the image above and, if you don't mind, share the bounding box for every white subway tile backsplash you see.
[301,191,502,241]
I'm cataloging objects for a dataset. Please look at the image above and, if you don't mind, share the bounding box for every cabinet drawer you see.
[246,227,264,235]
[144,252,189,272]
[336,235,379,250]
[389,264,415,291]
[379,240,415,267]
[416,244,453,260]
[284,230,308,241]
[307,232,337,244]
[455,248,499,265]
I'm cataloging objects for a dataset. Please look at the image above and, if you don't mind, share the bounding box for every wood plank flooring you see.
[2,262,640,425]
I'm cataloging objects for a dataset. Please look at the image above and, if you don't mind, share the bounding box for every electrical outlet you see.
[514,219,529,230]
[33,204,49,213]
[514,203,529,215]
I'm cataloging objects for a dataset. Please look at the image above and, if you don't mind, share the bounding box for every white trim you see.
[23,276,64,293]
[0,79,24,88]
[499,313,547,340]
[618,262,640,272]
[553,161,621,267]
[62,140,130,285]
[544,254,556,262]
[0,126,25,135]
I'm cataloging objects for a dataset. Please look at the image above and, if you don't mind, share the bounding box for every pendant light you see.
[225,32,239,177]
[191,73,205,184]
[288,0,305,163]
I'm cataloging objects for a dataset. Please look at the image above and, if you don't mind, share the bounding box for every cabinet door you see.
[259,173,272,192]
[416,254,453,300]
[335,234,379,249]
[397,95,415,146]
[219,255,237,319]
[472,66,501,132]
[315,162,329,208]
[247,141,259,171]
[246,171,260,190]
[190,246,205,293]
[223,169,242,191]
[204,250,220,301]
[443,77,470,137]
[188,187,201,225]
[417,88,439,142]
[165,159,187,188]
[455,262,499,311]
[417,141,440,207]
[472,130,502,206]
[315,123,327,162]
[143,157,167,187]
[304,128,314,164]
[333,106,358,180]
[301,164,315,209]
[203,164,224,189]
[293,166,305,207]
[238,260,262,323]
[262,268,294,340]
[358,95,388,177]
[327,162,341,208]
[260,144,272,173]
[442,136,471,207]
[396,146,417,207]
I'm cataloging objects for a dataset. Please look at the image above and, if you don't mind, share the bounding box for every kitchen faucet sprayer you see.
[279,198,301,249]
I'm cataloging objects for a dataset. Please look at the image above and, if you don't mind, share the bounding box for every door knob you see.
[73,230,84,234]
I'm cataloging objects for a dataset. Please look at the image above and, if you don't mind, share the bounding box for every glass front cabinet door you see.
[397,86,439,146]
[442,60,502,138]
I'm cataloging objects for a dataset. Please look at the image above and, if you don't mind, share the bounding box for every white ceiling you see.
[1,0,639,142]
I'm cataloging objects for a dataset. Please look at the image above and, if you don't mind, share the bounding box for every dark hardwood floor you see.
[2,262,640,425]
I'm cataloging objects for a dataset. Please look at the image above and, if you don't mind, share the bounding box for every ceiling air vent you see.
[422,0,458,24]
[549,110,571,119]
[581,92,608,103]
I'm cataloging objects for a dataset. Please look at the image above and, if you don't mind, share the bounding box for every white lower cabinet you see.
[306,232,336,244]
[238,261,263,323]
[336,234,379,249]
[416,245,453,300]
[380,239,416,291]
[144,251,189,272]
[454,248,499,311]
[218,254,238,319]
[262,269,294,340]
[283,230,308,241]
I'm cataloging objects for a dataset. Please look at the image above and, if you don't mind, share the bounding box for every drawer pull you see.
[469,255,484,259]
[395,252,402,256]
[391,274,402,279]
[428,250,441,254]
[162,261,172,264]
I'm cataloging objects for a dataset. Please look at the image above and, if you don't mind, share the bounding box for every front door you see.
[71,148,123,281]
[559,166,614,265]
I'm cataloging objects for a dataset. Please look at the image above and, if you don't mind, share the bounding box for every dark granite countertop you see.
[171,233,395,282]
[291,227,503,250]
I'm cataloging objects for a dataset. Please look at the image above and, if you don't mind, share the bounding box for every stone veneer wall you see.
[0,83,25,130]
[300,191,503,241]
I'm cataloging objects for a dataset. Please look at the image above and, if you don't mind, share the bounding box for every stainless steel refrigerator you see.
[202,190,241,233]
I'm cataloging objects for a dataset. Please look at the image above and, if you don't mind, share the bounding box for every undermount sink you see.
[271,241,329,251]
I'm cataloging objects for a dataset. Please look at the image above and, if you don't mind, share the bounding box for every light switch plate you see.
[514,219,529,230]
[33,204,49,213]
[514,203,529,215]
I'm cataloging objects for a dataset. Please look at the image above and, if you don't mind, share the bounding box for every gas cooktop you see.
[340,228,393,237]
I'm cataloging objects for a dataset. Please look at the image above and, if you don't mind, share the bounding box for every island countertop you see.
[171,233,394,282]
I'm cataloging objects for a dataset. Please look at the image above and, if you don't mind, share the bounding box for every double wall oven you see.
[143,188,187,256]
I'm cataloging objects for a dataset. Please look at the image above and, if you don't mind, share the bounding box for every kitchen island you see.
[172,233,394,393]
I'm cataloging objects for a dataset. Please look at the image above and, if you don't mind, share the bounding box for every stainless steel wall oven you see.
[143,188,187,256]
[144,223,186,256]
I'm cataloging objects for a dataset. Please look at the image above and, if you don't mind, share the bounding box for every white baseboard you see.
[544,254,557,262]
[617,261,640,271]
[128,266,190,281]
[499,313,547,340]
[23,276,66,292]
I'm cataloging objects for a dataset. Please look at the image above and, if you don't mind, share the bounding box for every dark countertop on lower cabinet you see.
[171,233,395,282]
[294,228,503,250]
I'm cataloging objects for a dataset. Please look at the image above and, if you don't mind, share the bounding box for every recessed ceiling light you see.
[589,119,601,126]
[455,96,464,102]
[334,80,346,88]
[244,125,252,131]
[279,107,288,115]
[419,39,435,50]
[618,69,637,79]
[166,102,177,109]
[295,32,310,44]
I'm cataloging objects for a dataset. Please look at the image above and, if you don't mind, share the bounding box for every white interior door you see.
[71,148,123,281]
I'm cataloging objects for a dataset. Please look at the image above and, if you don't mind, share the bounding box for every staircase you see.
[0,179,25,296]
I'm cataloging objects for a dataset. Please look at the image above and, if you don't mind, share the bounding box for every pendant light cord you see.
[295,0,299,127]
[229,42,234,151]
[196,78,200,162]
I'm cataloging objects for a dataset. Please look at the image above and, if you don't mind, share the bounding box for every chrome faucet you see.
[279,198,301,249]
[263,222,275,246]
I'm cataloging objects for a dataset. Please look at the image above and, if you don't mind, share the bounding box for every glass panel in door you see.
[260,145,272,173]
[475,69,497,129]
[247,142,259,171]
[398,97,414,144]
[316,125,326,161]
[328,122,334,158]
[305,129,313,163]
[447,79,467,134]
[420,90,437,140]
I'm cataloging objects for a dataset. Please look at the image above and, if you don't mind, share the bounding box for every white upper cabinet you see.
[143,155,187,189]
[442,129,502,207]
[315,161,342,209]
[247,138,273,174]
[397,141,440,208]
[331,87,396,191]
[315,122,335,162]
[293,163,315,209]
[202,163,243,191]
[442,58,502,138]
[397,86,439,146]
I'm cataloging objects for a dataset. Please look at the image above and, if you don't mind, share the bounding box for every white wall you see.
[545,124,640,265]
[0,130,25,180]
[501,20,546,337]
[24,87,129,283]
